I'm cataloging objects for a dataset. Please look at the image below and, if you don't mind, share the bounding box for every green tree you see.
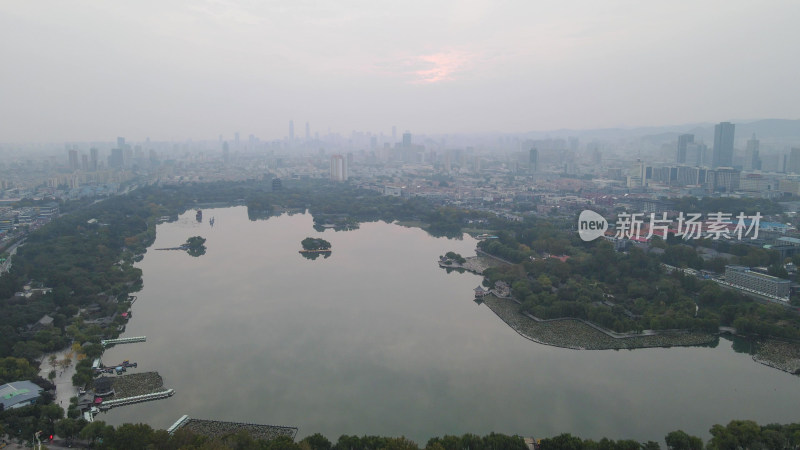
[54,418,83,441]
[539,433,584,450]
[664,430,702,450]
[79,419,113,445]
[300,433,332,450]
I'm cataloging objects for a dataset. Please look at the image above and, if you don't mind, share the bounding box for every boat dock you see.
[98,389,175,411]
[101,336,146,347]
[167,415,191,434]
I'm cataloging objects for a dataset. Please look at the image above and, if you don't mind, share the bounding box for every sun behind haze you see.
[1,0,798,141]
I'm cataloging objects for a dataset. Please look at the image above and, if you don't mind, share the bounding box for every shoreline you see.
[481,295,717,350]
[752,339,800,375]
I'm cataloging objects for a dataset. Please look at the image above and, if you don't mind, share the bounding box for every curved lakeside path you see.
[481,295,717,350]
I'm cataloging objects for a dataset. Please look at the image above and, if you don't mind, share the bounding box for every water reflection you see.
[100,207,800,444]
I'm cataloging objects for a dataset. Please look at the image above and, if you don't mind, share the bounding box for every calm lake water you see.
[101,206,800,443]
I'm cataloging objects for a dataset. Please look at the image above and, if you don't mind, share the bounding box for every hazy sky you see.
[1,1,799,142]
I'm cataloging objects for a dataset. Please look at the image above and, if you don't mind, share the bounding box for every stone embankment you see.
[110,372,166,397]
[482,295,716,350]
[180,419,298,441]
[753,340,800,375]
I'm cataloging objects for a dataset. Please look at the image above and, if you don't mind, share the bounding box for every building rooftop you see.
[726,265,791,283]
[0,380,43,410]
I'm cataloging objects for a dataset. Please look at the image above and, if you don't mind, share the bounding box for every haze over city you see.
[2,1,799,142]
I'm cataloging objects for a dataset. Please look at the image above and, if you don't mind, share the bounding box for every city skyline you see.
[1,1,799,142]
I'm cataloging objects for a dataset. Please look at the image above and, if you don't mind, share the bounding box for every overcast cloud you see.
[1,1,799,142]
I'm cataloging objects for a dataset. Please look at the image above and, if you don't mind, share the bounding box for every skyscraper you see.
[402,131,411,148]
[68,149,79,171]
[712,122,735,168]
[745,133,761,171]
[686,142,707,167]
[90,147,99,171]
[677,134,694,164]
[529,148,539,173]
[789,148,800,175]
[330,154,347,181]
[109,148,124,169]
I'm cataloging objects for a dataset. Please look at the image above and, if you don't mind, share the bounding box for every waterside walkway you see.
[482,295,716,350]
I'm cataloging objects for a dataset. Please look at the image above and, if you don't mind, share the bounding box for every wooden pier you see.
[101,336,146,347]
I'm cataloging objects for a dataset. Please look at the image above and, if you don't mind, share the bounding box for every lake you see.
[101,206,800,444]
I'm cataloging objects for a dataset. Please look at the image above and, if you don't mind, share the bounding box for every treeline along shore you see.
[3,178,800,445]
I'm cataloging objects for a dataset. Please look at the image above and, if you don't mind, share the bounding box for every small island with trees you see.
[299,237,332,260]
[184,236,207,257]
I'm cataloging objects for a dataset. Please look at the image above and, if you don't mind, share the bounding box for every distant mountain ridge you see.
[519,119,800,144]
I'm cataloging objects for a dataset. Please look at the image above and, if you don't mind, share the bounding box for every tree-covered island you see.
[300,237,332,252]
[299,237,332,260]
[184,236,207,257]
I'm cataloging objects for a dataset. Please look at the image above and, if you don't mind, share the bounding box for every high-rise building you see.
[81,154,89,172]
[713,168,740,192]
[745,133,761,171]
[684,142,706,167]
[68,149,79,171]
[392,126,397,143]
[289,120,295,141]
[330,154,348,181]
[305,122,310,141]
[402,131,411,148]
[676,134,694,164]
[789,148,800,175]
[529,148,538,173]
[90,147,99,171]
[627,159,648,188]
[109,148,124,169]
[123,147,133,168]
[117,137,125,148]
[712,122,735,168]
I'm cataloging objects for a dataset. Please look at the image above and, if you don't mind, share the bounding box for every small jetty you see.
[196,209,202,222]
[98,389,175,411]
[155,245,190,251]
[209,216,215,227]
[298,249,332,254]
[101,336,146,347]
[167,415,191,434]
